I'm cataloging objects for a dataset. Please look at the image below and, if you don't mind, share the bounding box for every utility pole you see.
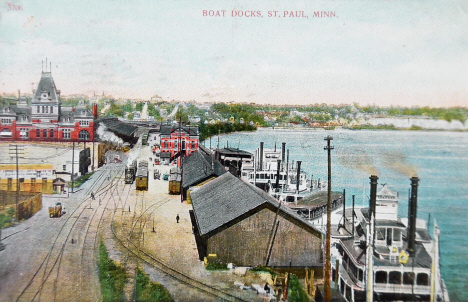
[324,135,334,302]
[9,144,24,221]
[71,142,75,193]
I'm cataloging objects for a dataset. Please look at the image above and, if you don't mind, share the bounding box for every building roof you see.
[191,172,322,237]
[160,124,199,136]
[33,72,59,102]
[217,147,253,157]
[0,164,54,170]
[98,118,138,138]
[182,148,226,189]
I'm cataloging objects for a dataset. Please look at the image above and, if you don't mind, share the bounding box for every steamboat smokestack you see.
[296,161,302,192]
[275,160,281,192]
[408,177,419,257]
[369,175,378,219]
[369,175,378,243]
[281,142,286,168]
[259,142,264,171]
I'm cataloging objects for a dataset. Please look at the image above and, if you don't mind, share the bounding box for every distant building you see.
[159,124,199,165]
[190,173,323,268]
[0,164,55,194]
[0,69,97,142]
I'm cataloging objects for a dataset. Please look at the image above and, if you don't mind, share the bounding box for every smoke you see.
[337,148,379,175]
[382,151,418,177]
[96,124,123,145]
[127,148,140,167]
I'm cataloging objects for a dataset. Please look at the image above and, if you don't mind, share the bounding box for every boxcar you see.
[125,160,137,184]
[135,160,149,191]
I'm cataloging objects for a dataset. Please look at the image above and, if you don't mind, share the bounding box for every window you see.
[19,178,24,183]
[45,106,48,113]
[50,129,54,138]
[393,229,401,242]
[417,273,429,286]
[36,129,41,138]
[20,128,28,138]
[78,130,90,140]
[43,129,47,138]
[403,272,415,285]
[389,271,401,284]
[31,178,36,186]
[375,271,387,284]
[42,106,44,113]
[37,106,40,113]
[63,129,71,139]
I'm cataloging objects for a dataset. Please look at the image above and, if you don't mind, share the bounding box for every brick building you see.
[0,70,96,142]
[159,124,199,165]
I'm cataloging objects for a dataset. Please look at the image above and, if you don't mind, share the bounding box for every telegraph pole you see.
[324,136,334,302]
[9,144,24,221]
[71,142,75,193]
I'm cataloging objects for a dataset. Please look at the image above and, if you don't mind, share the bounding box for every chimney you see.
[259,142,264,171]
[275,159,281,192]
[296,161,302,192]
[281,142,286,169]
[408,177,419,257]
[369,175,378,220]
[92,103,98,119]
[369,175,378,244]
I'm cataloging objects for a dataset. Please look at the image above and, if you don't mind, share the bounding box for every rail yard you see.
[0,141,267,302]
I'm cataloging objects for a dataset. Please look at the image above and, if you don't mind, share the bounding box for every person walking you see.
[176,214,180,223]
[91,192,95,200]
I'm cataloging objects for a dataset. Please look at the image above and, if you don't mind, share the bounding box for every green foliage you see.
[205,261,229,271]
[135,102,144,112]
[288,274,309,302]
[199,122,257,141]
[250,266,277,277]
[70,172,95,188]
[135,268,173,302]
[210,103,268,126]
[147,103,161,120]
[307,112,333,122]
[106,100,124,117]
[98,240,127,302]
[127,113,134,120]
[347,124,398,130]
[175,107,189,122]
[121,100,133,113]
[0,207,15,228]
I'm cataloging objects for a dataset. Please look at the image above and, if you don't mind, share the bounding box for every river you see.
[206,128,468,301]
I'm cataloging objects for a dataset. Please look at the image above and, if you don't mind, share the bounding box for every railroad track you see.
[111,199,249,302]
[14,164,122,302]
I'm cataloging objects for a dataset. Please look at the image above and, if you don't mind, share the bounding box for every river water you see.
[207,128,468,301]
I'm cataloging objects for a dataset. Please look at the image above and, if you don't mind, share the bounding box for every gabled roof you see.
[191,172,322,237]
[182,147,226,189]
[160,124,199,136]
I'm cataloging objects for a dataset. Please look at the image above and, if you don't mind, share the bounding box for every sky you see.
[0,0,467,108]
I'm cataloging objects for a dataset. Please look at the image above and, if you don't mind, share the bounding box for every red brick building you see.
[159,124,199,165]
[0,70,96,142]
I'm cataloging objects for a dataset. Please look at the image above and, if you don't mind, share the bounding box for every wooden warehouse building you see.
[190,172,324,269]
[182,146,226,201]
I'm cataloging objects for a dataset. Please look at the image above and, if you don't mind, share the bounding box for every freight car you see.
[135,160,149,191]
[125,159,137,184]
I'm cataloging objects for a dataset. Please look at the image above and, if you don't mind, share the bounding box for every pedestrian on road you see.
[91,192,95,200]
[176,214,180,223]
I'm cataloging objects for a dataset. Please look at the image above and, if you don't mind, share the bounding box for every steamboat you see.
[329,176,449,302]
[240,142,326,203]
